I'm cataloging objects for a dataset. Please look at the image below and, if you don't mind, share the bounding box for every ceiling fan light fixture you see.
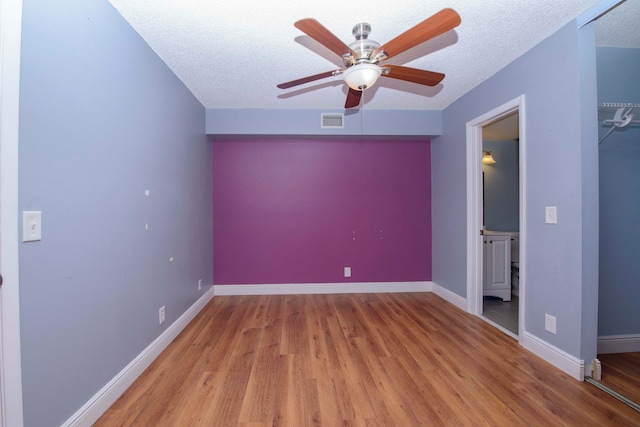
[343,63,382,91]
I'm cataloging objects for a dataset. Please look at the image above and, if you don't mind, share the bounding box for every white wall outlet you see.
[344,267,352,278]
[545,206,558,224]
[159,306,166,325]
[198,279,203,291]
[22,211,42,242]
[545,313,556,334]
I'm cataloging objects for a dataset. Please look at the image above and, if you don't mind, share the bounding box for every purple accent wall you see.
[213,139,431,284]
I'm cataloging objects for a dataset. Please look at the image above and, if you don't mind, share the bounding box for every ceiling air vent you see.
[321,113,344,129]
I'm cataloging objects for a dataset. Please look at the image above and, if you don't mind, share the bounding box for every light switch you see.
[23,211,42,242]
[545,206,557,224]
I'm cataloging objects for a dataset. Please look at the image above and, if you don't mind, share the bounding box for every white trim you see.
[522,331,585,381]
[465,119,483,316]
[0,0,24,426]
[517,101,527,340]
[431,281,467,311]
[214,281,432,296]
[61,287,215,427]
[597,334,640,354]
[577,0,624,27]
[465,95,527,342]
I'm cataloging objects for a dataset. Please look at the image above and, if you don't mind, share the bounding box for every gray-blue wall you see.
[206,108,442,136]
[432,21,599,361]
[18,1,212,425]
[483,140,519,232]
[597,47,640,337]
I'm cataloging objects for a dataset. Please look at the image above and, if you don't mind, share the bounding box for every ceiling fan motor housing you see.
[346,22,381,65]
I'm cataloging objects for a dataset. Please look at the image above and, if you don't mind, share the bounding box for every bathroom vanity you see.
[483,232,512,301]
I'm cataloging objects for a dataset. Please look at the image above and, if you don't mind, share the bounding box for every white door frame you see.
[0,0,25,425]
[466,95,527,342]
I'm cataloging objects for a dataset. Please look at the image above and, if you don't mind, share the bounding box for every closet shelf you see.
[598,103,640,145]
[598,103,640,124]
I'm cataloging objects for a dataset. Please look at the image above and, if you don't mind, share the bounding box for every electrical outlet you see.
[545,313,556,334]
[159,306,166,325]
[198,279,203,291]
[344,267,352,278]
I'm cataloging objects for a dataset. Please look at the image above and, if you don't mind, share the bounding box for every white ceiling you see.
[107,0,631,111]
[595,0,640,48]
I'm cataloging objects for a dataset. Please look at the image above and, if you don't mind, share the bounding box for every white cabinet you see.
[483,234,511,301]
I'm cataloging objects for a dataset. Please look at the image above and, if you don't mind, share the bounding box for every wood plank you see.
[95,294,640,426]
[325,315,376,420]
[314,374,346,426]
[160,370,221,426]
[304,304,332,379]
[273,354,307,427]
[237,359,279,423]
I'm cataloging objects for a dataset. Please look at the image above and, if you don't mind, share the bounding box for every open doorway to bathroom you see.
[480,113,520,336]
[466,95,526,342]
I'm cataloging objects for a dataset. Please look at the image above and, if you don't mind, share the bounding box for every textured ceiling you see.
[107,0,628,111]
[595,0,640,48]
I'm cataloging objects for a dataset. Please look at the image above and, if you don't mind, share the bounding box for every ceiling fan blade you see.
[345,88,362,108]
[295,18,356,58]
[277,70,342,89]
[371,8,461,61]
[382,65,445,86]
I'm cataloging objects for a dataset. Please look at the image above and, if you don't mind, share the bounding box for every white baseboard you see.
[214,281,432,295]
[430,281,467,311]
[597,334,640,354]
[522,331,585,381]
[62,287,216,427]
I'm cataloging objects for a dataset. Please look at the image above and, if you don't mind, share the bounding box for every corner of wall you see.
[430,281,467,311]
[61,287,215,427]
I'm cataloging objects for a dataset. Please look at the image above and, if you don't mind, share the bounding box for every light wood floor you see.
[598,352,640,405]
[96,293,640,426]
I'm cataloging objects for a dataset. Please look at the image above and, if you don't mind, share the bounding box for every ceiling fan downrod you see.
[345,22,383,66]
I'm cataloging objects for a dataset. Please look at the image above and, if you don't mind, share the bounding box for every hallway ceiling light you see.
[482,150,496,164]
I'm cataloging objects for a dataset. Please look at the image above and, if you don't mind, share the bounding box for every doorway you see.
[481,113,520,336]
[466,95,526,342]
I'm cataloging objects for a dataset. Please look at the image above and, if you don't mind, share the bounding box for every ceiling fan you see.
[277,8,461,108]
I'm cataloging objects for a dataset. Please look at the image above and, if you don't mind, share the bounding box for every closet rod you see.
[598,103,640,145]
